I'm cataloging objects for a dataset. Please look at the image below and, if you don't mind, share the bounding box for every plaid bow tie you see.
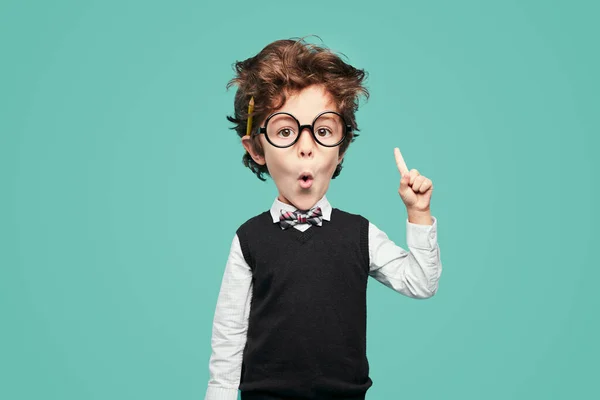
[279,206,323,230]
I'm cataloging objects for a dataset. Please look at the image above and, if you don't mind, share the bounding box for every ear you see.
[242,136,266,165]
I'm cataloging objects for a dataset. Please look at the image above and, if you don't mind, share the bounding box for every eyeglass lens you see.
[266,113,345,147]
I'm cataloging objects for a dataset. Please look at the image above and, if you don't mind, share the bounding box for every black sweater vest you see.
[236,208,373,400]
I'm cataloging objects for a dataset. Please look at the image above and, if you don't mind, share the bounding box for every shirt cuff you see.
[406,216,438,250]
[205,385,239,400]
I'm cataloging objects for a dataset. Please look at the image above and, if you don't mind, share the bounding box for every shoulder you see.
[235,210,274,246]
[331,207,370,225]
[236,210,271,231]
[330,208,370,241]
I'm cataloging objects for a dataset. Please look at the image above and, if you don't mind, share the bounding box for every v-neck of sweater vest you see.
[277,207,342,244]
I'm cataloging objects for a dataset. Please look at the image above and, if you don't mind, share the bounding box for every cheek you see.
[329,150,341,168]
[320,150,340,175]
[263,149,291,176]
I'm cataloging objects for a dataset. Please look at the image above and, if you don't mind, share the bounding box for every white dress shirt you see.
[204,195,442,400]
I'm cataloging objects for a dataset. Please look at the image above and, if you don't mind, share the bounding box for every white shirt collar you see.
[269,194,332,224]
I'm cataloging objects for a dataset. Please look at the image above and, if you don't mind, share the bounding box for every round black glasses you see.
[253,111,352,148]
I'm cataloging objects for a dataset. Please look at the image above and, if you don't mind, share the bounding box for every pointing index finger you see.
[394,147,409,176]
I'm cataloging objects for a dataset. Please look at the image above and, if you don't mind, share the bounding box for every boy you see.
[204,38,442,400]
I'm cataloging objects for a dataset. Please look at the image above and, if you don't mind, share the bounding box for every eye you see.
[316,127,332,137]
[277,128,295,138]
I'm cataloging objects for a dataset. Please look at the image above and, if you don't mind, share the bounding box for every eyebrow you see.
[289,111,339,121]
[316,114,337,121]
[268,110,340,124]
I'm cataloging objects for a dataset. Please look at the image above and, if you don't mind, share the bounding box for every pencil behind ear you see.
[245,97,255,136]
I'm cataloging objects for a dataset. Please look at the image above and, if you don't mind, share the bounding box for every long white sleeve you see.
[204,234,253,400]
[368,216,441,298]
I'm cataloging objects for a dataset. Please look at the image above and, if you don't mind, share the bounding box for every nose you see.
[297,126,315,158]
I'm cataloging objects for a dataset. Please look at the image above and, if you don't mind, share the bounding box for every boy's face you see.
[243,85,345,211]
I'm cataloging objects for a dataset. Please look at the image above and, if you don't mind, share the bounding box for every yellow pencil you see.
[246,96,254,136]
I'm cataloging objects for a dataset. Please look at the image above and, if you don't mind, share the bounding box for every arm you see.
[372,147,440,297]
[204,234,253,400]
[368,217,442,299]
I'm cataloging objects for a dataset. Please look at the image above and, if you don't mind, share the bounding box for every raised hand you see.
[394,147,433,213]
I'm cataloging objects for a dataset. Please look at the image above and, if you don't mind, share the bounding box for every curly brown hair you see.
[226,36,370,181]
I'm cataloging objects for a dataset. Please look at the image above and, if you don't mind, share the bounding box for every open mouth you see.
[298,172,314,189]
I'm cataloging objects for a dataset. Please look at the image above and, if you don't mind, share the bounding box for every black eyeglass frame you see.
[253,111,352,148]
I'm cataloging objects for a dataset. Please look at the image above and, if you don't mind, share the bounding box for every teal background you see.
[1,0,598,399]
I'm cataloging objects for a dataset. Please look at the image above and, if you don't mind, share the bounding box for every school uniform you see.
[204,195,442,400]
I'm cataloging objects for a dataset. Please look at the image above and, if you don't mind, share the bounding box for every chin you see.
[286,191,322,211]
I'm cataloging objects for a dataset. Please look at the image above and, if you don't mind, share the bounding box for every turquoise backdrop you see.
[1,0,598,399]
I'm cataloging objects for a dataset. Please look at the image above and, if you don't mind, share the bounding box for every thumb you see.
[399,173,411,196]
